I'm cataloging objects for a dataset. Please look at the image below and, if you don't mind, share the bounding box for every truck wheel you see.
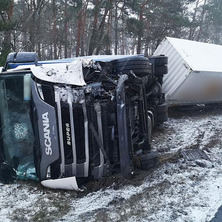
[157,102,168,114]
[154,65,168,76]
[149,55,168,66]
[113,56,152,77]
[156,112,168,124]
[140,151,159,170]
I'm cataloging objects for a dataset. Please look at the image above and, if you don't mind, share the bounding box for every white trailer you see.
[154,37,222,106]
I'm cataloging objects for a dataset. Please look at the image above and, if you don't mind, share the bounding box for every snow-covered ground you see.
[1,107,222,221]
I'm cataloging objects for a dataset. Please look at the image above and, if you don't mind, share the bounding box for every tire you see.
[140,151,159,170]
[149,55,168,66]
[154,65,168,76]
[157,102,168,114]
[156,112,168,124]
[113,56,152,77]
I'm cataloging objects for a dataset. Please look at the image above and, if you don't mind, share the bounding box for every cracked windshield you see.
[0,74,36,180]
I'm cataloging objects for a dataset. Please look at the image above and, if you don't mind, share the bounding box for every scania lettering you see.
[42,112,52,156]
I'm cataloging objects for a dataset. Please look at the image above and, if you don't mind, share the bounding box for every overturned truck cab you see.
[0,52,168,190]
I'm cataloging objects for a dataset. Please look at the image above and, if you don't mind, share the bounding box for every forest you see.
[0,0,222,65]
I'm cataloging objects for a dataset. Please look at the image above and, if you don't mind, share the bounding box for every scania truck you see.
[0,52,168,190]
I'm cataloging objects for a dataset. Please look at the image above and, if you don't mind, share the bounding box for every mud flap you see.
[140,151,159,170]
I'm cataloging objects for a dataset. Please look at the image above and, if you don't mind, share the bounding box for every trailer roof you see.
[164,37,222,72]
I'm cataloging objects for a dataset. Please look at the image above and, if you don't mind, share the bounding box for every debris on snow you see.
[1,107,222,221]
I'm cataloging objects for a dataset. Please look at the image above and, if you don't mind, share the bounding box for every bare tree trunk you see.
[4,0,14,48]
[189,0,200,40]
[36,0,42,59]
[49,45,53,60]
[106,8,112,54]
[80,7,87,56]
[88,0,99,55]
[196,0,207,41]
[75,1,89,56]
[137,8,142,54]
[29,0,35,51]
[5,0,14,48]
[52,0,57,59]
[95,0,112,54]
[121,25,125,54]
[76,7,83,57]
[114,3,118,55]
[144,41,149,57]
[64,0,68,58]
[137,0,149,54]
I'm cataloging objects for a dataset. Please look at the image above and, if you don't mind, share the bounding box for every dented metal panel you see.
[31,60,86,86]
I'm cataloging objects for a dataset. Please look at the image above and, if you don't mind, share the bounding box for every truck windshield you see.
[0,73,36,180]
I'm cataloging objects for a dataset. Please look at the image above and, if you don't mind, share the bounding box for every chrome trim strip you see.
[54,86,65,176]
[67,87,77,175]
[147,110,155,128]
[36,83,44,100]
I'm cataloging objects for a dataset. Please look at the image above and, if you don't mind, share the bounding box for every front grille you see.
[54,86,89,178]
[53,85,111,179]
[61,102,73,165]
[41,84,55,106]
[88,103,100,167]
[73,104,86,164]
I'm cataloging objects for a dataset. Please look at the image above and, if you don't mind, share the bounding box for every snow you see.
[30,60,86,86]
[1,108,222,221]
[60,159,222,222]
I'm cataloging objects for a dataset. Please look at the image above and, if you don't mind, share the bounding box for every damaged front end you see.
[0,53,167,190]
[31,58,152,190]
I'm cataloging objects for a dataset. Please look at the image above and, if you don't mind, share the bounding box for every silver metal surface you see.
[54,86,65,176]
[154,37,222,105]
[67,87,77,175]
